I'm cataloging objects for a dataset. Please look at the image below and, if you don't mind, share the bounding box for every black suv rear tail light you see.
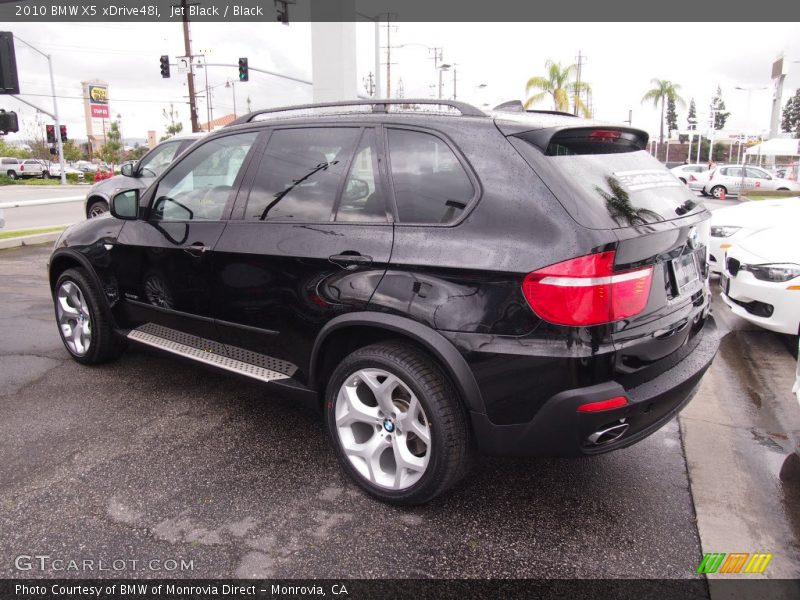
[522,251,653,326]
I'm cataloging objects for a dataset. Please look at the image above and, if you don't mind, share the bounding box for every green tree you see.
[641,79,685,145]
[160,104,183,141]
[0,138,30,158]
[99,120,121,165]
[711,85,730,130]
[687,98,697,131]
[61,139,82,162]
[781,89,800,135]
[524,59,592,117]
[666,96,678,138]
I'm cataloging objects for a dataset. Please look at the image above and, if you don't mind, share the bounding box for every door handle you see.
[329,253,373,268]
[183,243,210,256]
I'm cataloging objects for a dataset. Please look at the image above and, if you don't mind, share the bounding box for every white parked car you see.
[20,159,49,178]
[721,225,800,336]
[670,164,709,191]
[709,198,800,274]
[703,165,800,199]
[47,161,85,180]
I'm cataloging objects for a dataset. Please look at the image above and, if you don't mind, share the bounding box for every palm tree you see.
[641,79,686,145]
[525,60,592,117]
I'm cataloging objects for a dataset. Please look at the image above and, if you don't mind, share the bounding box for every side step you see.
[127,323,298,383]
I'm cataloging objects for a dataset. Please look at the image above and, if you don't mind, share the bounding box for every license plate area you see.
[670,253,700,297]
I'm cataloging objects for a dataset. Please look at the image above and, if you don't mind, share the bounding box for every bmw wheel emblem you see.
[383,418,395,433]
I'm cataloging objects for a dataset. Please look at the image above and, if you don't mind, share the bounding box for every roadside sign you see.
[176,56,190,74]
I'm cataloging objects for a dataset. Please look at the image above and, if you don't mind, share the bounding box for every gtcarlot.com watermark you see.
[14,554,194,573]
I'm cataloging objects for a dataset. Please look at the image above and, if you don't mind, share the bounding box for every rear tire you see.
[7,170,17,180]
[87,199,109,218]
[325,341,473,505]
[710,185,727,199]
[54,268,124,365]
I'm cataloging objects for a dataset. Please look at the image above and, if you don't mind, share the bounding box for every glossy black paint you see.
[49,107,719,457]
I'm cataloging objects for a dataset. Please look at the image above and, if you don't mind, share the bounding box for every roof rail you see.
[226,98,486,127]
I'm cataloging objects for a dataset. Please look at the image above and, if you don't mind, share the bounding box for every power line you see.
[12,92,187,104]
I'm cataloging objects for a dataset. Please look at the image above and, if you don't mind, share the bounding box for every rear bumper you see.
[470,316,719,457]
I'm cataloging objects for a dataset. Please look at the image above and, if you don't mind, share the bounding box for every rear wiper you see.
[675,199,697,216]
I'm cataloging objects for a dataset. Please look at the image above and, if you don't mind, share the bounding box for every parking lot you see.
[1,236,798,584]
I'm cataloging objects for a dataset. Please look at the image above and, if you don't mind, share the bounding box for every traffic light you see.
[45,124,66,143]
[160,55,170,78]
[238,57,249,82]
[0,109,18,133]
[0,32,21,95]
[275,1,290,25]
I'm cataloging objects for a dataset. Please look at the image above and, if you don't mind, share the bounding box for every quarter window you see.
[337,129,387,222]
[387,129,474,224]
[246,127,359,221]
[150,132,257,222]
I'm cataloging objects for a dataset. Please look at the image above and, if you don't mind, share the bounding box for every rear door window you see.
[512,128,704,229]
[387,128,474,224]
[336,128,387,222]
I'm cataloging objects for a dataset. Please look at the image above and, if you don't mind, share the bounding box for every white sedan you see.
[703,165,800,198]
[720,226,800,336]
[708,199,800,274]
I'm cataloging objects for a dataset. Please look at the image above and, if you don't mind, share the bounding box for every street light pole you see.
[12,36,66,185]
[438,64,450,100]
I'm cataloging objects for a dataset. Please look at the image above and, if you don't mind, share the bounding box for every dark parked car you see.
[84,132,204,218]
[48,100,719,505]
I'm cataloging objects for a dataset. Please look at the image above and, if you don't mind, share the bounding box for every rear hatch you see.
[504,119,712,388]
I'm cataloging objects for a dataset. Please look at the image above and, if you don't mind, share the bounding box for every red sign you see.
[91,104,109,118]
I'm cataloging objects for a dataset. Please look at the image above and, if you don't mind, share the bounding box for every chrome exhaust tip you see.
[586,420,629,446]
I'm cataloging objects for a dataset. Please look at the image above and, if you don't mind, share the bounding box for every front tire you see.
[325,341,472,505]
[710,185,727,199]
[42,171,49,179]
[54,268,124,365]
[87,199,109,218]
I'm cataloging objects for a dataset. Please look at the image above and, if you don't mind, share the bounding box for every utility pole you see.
[574,50,586,116]
[452,64,457,100]
[385,13,391,98]
[180,0,200,133]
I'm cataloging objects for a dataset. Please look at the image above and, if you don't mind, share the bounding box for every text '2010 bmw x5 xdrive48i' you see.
[48,99,719,505]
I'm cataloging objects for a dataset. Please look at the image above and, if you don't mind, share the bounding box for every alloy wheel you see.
[335,368,431,490]
[56,281,92,356]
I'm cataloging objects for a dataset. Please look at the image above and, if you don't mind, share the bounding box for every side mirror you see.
[110,189,140,220]
[120,163,135,177]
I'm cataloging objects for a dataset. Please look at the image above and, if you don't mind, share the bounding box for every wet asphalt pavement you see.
[0,242,797,582]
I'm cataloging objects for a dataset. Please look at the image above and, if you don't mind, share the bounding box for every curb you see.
[0,230,63,250]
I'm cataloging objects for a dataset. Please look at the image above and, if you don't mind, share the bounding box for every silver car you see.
[84,132,204,218]
[703,164,800,198]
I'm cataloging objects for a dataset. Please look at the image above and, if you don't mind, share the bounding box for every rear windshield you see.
[512,131,704,229]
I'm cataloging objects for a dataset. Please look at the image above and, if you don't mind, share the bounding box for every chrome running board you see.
[128,322,298,383]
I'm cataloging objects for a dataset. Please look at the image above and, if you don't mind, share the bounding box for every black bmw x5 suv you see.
[49,99,718,504]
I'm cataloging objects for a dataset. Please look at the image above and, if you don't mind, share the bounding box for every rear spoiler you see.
[516,126,649,154]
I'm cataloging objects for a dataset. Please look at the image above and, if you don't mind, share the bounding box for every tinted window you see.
[245,128,359,222]
[2,158,18,165]
[387,129,474,224]
[151,132,257,222]
[337,129,387,222]
[722,167,743,177]
[139,141,182,178]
